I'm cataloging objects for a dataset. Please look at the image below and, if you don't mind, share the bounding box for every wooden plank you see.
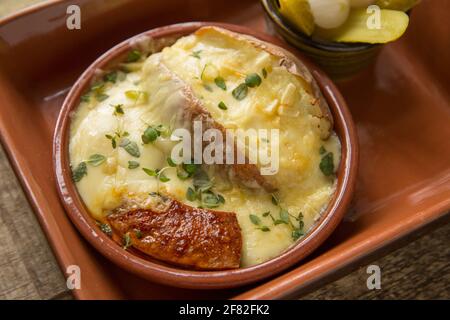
[0,144,71,299]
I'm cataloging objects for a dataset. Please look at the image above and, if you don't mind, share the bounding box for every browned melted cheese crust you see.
[107,198,242,270]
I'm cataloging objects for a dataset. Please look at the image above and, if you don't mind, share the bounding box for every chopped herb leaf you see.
[183,163,199,175]
[142,168,157,177]
[262,211,270,217]
[142,126,159,144]
[249,214,261,226]
[271,194,280,206]
[123,233,132,249]
[262,68,268,78]
[103,71,118,83]
[158,172,170,182]
[119,138,140,158]
[126,50,141,63]
[167,157,177,167]
[280,208,290,224]
[81,94,90,103]
[91,82,104,92]
[98,223,112,237]
[319,146,326,155]
[191,50,202,59]
[201,191,221,208]
[177,167,190,180]
[217,194,225,204]
[259,226,271,232]
[72,162,87,182]
[186,187,197,201]
[128,160,140,169]
[134,229,143,239]
[87,154,106,167]
[112,104,124,116]
[320,152,335,176]
[232,83,248,100]
[214,77,227,90]
[193,168,212,191]
[96,93,109,102]
[292,229,304,240]
[245,73,262,88]
[218,101,227,110]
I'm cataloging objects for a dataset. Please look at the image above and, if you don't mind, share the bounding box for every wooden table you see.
[0,0,449,300]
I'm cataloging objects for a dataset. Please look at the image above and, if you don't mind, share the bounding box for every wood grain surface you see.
[0,0,448,300]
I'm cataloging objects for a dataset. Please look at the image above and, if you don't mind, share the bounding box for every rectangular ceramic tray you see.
[0,0,448,299]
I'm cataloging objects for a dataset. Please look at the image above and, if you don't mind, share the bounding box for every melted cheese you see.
[69,27,341,267]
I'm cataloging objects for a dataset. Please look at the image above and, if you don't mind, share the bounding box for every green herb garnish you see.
[134,229,143,239]
[72,162,87,182]
[119,138,140,158]
[123,233,132,249]
[186,187,197,201]
[96,93,109,102]
[262,68,268,78]
[200,191,223,208]
[249,214,270,232]
[128,160,140,169]
[112,104,124,116]
[142,168,157,177]
[97,222,112,237]
[319,146,326,155]
[271,194,280,206]
[158,171,170,182]
[103,71,118,83]
[183,163,199,175]
[105,134,117,149]
[191,50,202,59]
[126,50,141,63]
[81,94,90,103]
[167,157,177,167]
[245,73,262,88]
[280,208,290,224]
[87,154,106,167]
[143,167,170,182]
[193,168,212,191]
[292,229,304,240]
[249,214,262,225]
[232,83,248,100]
[218,101,227,110]
[177,167,190,180]
[214,77,227,90]
[142,126,159,144]
[320,152,335,176]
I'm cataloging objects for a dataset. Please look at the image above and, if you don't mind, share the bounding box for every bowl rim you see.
[261,0,378,52]
[53,21,359,289]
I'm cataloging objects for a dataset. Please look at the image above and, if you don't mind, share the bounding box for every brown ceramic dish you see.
[53,22,358,289]
[1,0,449,299]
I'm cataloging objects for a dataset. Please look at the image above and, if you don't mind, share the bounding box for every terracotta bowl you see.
[53,22,359,289]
